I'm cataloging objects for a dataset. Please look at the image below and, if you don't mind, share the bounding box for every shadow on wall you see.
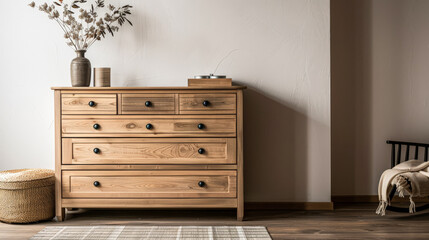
[242,86,309,202]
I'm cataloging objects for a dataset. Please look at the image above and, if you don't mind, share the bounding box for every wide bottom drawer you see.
[62,170,237,198]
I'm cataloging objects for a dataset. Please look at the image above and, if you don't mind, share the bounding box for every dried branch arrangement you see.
[29,0,132,50]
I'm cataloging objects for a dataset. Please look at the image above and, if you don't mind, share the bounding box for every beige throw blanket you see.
[376,160,429,216]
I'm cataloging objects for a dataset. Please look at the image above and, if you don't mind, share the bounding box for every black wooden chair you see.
[386,140,429,212]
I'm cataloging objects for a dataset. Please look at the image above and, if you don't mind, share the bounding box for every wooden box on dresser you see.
[52,86,245,221]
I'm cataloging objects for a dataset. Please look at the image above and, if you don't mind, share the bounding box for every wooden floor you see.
[1,203,429,239]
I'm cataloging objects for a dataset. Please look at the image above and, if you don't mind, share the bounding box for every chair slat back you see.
[387,140,429,168]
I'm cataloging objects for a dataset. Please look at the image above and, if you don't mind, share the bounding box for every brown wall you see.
[332,0,429,195]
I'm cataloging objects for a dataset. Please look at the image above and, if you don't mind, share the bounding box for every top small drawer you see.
[179,94,236,114]
[62,94,117,115]
[121,94,175,114]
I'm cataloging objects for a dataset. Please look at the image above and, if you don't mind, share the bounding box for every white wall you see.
[332,0,429,195]
[0,0,330,202]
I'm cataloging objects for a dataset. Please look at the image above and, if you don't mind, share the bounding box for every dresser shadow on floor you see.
[62,208,296,223]
[64,209,238,222]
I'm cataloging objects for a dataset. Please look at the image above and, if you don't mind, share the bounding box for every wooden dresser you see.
[52,86,245,221]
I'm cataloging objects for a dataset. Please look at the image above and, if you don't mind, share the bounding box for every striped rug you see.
[31,226,271,239]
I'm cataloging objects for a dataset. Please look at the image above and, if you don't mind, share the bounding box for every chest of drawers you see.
[52,86,245,221]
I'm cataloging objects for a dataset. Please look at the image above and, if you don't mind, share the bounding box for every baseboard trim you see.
[332,195,378,203]
[332,195,429,203]
[245,202,334,210]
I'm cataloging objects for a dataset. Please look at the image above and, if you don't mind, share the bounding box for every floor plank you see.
[1,203,429,239]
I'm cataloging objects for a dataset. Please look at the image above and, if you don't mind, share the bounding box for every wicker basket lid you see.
[0,169,55,190]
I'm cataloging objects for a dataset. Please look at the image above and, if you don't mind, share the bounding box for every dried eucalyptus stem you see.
[29,0,133,51]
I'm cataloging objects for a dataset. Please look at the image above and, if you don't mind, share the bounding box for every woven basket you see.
[0,169,55,223]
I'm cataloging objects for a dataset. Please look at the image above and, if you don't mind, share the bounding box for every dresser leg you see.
[56,208,65,222]
[237,207,244,221]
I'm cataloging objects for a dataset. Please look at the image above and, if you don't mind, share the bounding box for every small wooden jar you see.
[93,68,111,87]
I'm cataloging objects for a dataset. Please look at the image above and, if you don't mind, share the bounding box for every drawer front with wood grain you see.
[62,94,117,115]
[122,94,175,114]
[61,115,236,137]
[179,94,236,114]
[62,138,236,165]
[62,170,237,198]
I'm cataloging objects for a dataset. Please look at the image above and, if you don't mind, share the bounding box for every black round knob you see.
[93,181,100,187]
[93,148,100,154]
[198,148,205,154]
[88,101,96,107]
[198,181,205,187]
[145,101,152,107]
[146,123,153,130]
[202,100,210,107]
[93,124,100,130]
[197,123,205,129]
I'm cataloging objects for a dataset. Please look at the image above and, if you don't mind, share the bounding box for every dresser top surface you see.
[51,86,246,90]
